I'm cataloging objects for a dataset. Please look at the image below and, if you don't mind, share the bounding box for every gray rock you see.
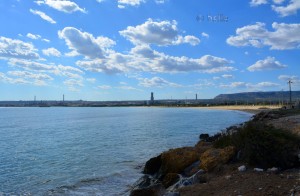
[238,165,246,172]
[254,168,264,172]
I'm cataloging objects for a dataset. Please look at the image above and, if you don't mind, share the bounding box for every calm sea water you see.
[0,107,251,195]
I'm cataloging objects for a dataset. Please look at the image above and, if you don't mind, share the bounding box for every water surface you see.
[0,107,251,195]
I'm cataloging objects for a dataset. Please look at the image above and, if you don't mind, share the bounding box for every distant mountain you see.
[214,91,300,102]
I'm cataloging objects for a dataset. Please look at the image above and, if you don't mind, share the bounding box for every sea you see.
[0,107,252,195]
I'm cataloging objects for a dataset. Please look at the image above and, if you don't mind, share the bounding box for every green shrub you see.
[214,122,300,169]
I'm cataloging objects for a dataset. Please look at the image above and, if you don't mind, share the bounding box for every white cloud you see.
[35,0,86,13]
[86,78,96,83]
[117,85,141,91]
[278,75,299,81]
[139,76,181,88]
[220,82,247,88]
[201,32,209,38]
[247,56,287,71]
[272,0,300,16]
[27,33,41,40]
[250,0,268,6]
[64,78,84,91]
[255,81,280,87]
[117,0,145,8]
[222,74,234,79]
[7,70,53,81]
[77,45,234,74]
[155,0,166,4]
[42,47,62,57]
[0,36,39,60]
[119,19,200,46]
[97,85,112,89]
[58,27,115,59]
[273,0,286,4]
[8,59,84,79]
[227,22,300,50]
[30,9,56,24]
[42,38,50,42]
[220,81,279,89]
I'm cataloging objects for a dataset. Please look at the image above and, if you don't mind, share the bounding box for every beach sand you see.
[195,105,282,114]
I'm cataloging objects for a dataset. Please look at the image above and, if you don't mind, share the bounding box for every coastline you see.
[194,105,281,114]
[130,108,300,196]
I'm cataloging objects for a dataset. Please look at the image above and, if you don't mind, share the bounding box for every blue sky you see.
[0,0,299,101]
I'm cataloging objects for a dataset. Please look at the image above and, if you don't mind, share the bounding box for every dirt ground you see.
[179,163,300,196]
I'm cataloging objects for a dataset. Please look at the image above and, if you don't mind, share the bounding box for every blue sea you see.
[0,107,251,195]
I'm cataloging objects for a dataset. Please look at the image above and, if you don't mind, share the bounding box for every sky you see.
[0,0,299,101]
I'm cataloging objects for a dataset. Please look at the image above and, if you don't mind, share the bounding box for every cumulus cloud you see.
[117,0,145,8]
[30,9,56,24]
[35,0,86,13]
[7,70,53,81]
[77,45,234,74]
[119,19,200,46]
[58,27,115,59]
[227,22,300,50]
[247,56,287,71]
[272,0,300,16]
[0,36,39,60]
[138,76,181,88]
[250,0,268,6]
[8,59,84,80]
[27,33,41,40]
[42,47,62,57]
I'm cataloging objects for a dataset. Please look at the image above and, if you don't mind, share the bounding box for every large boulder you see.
[162,173,180,188]
[144,154,162,175]
[200,146,236,171]
[160,147,199,176]
[130,183,165,196]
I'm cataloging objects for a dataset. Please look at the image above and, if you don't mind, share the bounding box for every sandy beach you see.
[196,105,282,114]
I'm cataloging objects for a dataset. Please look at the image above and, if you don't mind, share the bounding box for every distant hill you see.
[214,91,300,103]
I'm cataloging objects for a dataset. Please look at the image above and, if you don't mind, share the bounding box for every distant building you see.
[151,92,154,102]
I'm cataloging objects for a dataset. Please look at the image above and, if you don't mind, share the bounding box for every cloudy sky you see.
[0,0,299,101]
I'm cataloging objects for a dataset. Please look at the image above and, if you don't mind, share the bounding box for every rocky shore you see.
[130,109,300,196]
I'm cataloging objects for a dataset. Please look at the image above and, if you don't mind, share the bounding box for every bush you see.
[214,122,300,169]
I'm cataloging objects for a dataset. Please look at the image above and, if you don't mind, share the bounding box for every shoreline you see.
[194,105,281,114]
[130,108,300,196]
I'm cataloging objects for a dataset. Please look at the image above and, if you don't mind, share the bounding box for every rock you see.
[144,154,162,175]
[225,175,232,180]
[160,147,200,176]
[131,175,155,190]
[267,167,279,173]
[130,183,165,196]
[162,173,180,188]
[238,165,246,172]
[199,133,209,141]
[183,160,200,177]
[164,192,180,196]
[199,146,236,171]
[254,168,264,172]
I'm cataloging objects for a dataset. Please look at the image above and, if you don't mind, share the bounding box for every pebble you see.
[267,167,278,172]
[238,165,246,172]
[225,175,231,180]
[254,168,264,172]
